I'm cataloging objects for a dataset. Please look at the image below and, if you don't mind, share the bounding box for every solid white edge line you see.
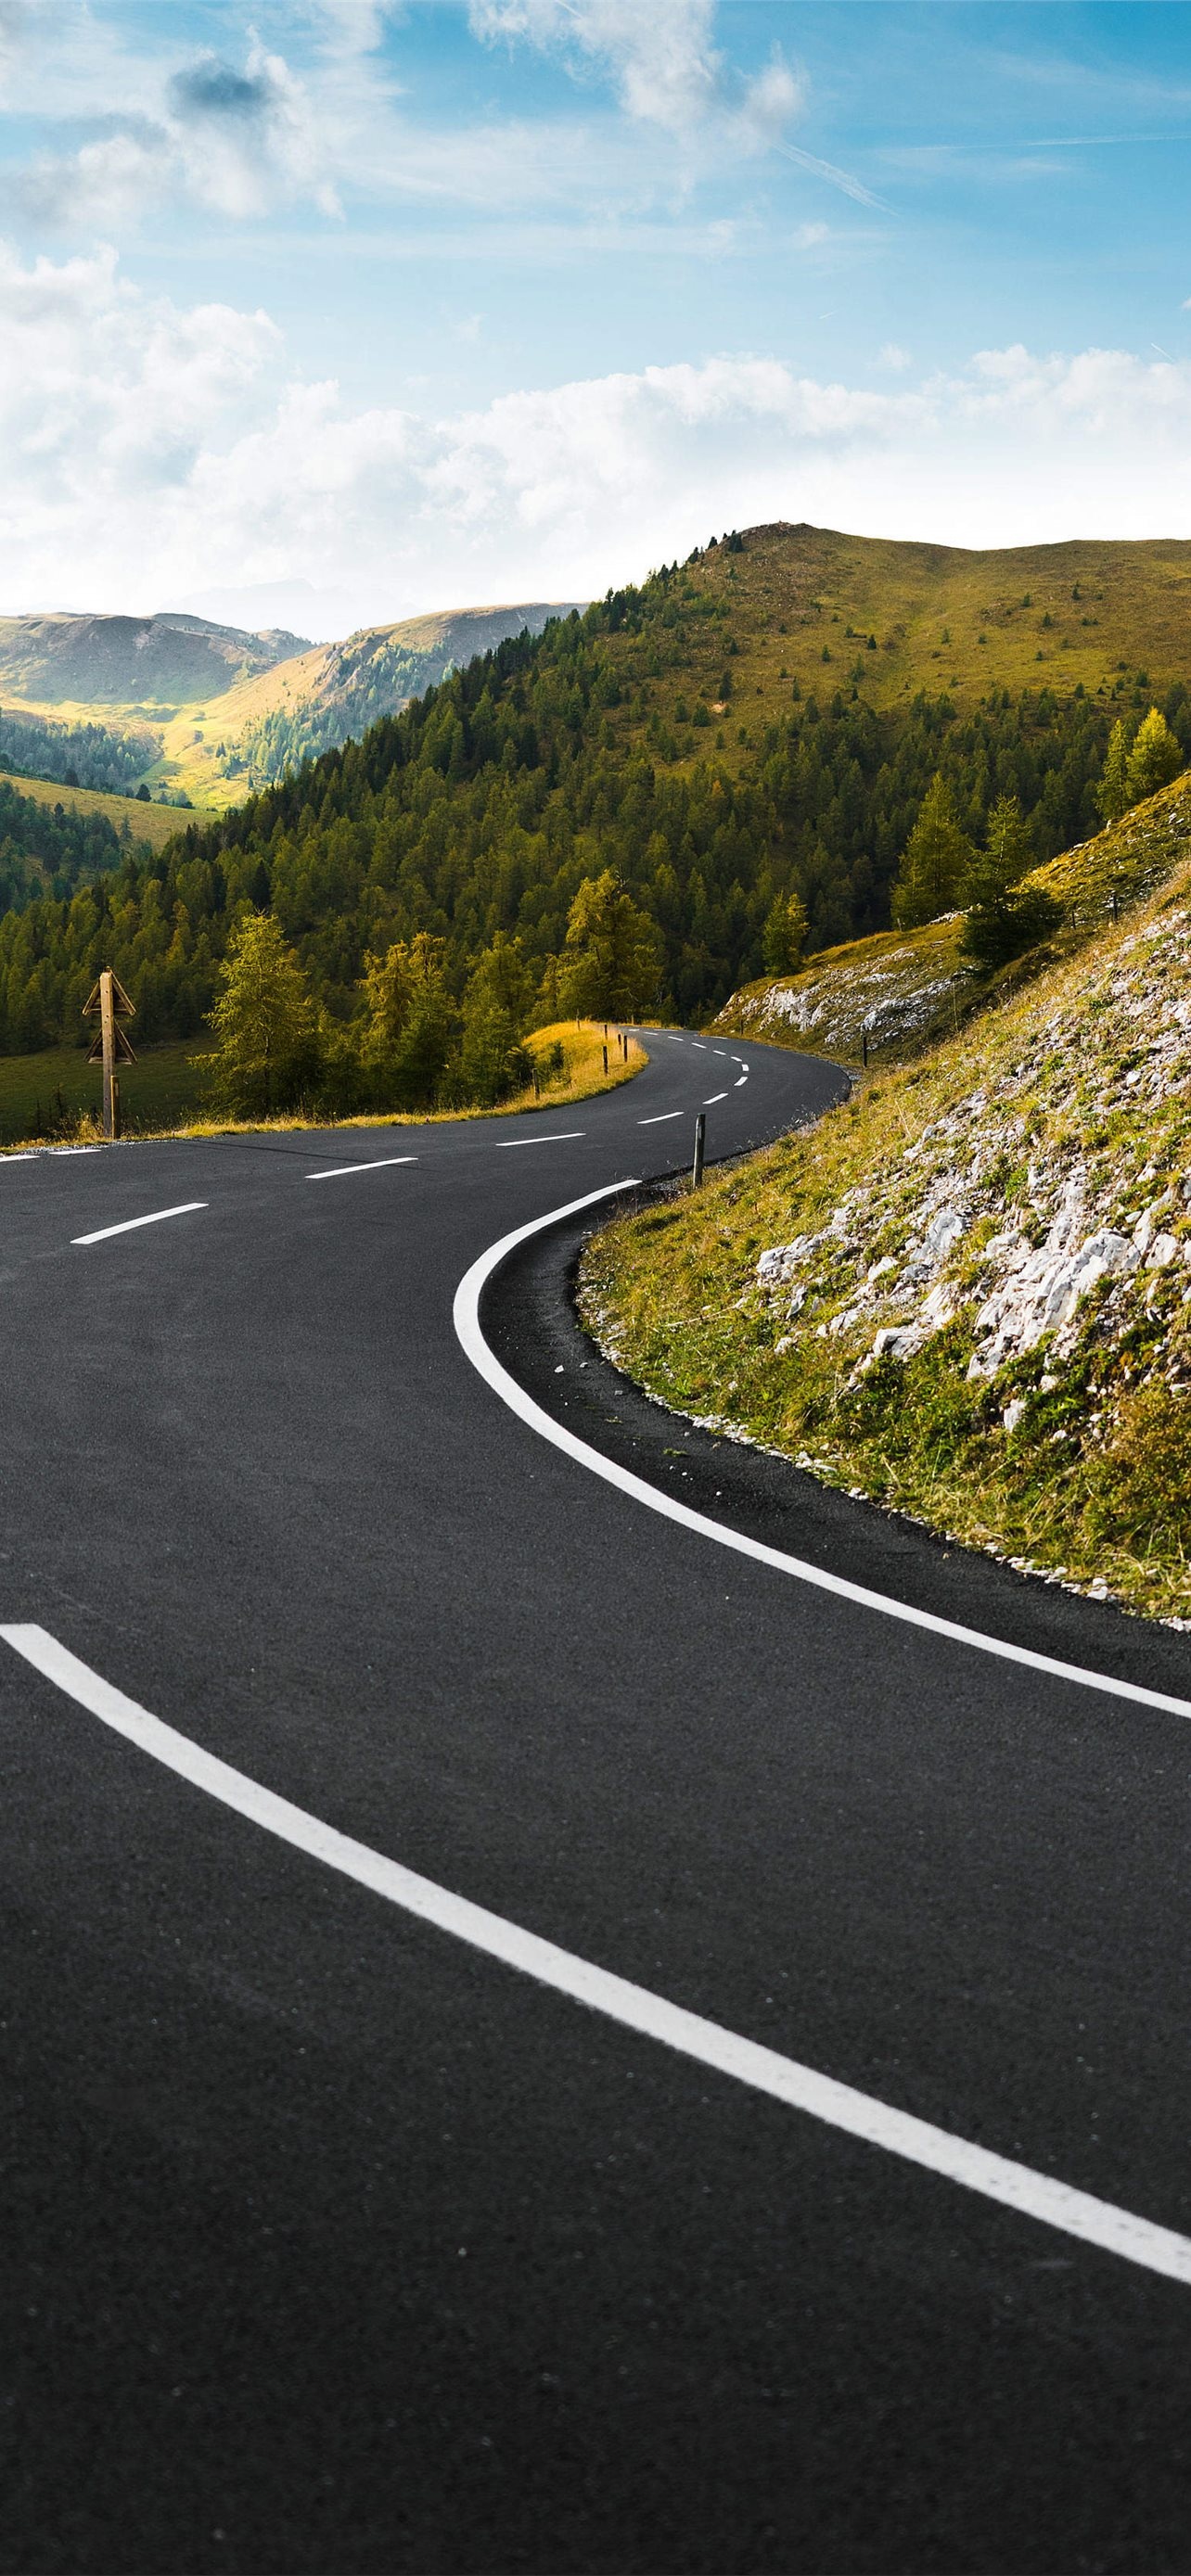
[306,1158,417,1180]
[496,1132,584,1148]
[453,1186,1191,1725]
[4,1616,1189,2288]
[71,1202,208,1246]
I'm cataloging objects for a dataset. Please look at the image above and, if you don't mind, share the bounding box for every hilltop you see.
[582,832,1191,1626]
[7,521,1191,818]
[677,522,1191,717]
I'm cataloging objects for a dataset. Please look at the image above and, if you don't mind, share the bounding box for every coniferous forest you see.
[0,550,1185,1064]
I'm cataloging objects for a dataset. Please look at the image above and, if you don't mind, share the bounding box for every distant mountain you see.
[0,610,309,709]
[0,598,584,807]
[218,602,586,797]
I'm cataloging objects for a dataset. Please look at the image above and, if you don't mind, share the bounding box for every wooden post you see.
[692,1110,706,1189]
[602,1043,608,1075]
[99,968,115,1141]
[83,969,136,1140]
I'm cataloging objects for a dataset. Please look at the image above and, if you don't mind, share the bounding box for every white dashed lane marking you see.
[496,1133,585,1149]
[72,1204,208,1247]
[306,1158,418,1181]
[702,1092,728,1105]
[638,1111,685,1125]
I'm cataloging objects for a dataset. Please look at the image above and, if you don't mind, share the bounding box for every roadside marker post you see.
[603,1044,608,1075]
[692,1110,706,1190]
[83,970,136,1141]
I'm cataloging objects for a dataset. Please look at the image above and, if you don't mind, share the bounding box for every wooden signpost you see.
[83,971,136,1141]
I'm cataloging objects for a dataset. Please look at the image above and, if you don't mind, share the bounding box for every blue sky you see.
[2,1,1190,632]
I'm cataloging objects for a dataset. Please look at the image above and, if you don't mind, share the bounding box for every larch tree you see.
[557,869,662,1019]
[203,910,320,1116]
[1095,720,1131,825]
[1125,707,1183,805]
[762,887,809,976]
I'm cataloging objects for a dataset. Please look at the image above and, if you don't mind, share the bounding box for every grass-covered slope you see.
[583,861,1191,1623]
[714,772,1191,1066]
[690,524,1191,715]
[0,765,183,853]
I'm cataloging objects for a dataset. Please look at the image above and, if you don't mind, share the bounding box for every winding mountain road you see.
[3,1030,1191,2575]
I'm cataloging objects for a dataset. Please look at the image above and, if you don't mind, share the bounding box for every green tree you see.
[762,887,809,975]
[961,794,1033,905]
[202,910,320,1116]
[557,869,662,1018]
[961,797,1061,971]
[360,932,454,1109]
[1125,706,1183,805]
[891,775,973,928]
[455,934,534,1106]
[1095,719,1130,824]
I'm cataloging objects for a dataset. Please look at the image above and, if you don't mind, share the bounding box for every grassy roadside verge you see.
[0,1019,645,1149]
[580,873,1191,1627]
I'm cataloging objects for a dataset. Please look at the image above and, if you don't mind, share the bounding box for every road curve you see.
[2,1029,1190,2575]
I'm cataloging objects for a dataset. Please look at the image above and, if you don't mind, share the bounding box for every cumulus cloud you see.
[21,33,340,226]
[4,247,1191,628]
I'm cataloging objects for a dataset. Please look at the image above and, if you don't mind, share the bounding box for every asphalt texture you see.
[2,1029,1191,2575]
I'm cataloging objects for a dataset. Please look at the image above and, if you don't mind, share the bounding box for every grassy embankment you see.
[0,1020,644,1149]
[582,823,1191,1625]
[714,771,1191,1066]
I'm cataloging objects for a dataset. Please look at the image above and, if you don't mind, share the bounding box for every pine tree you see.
[1095,720,1130,824]
[890,775,972,928]
[1125,707,1183,804]
[202,910,320,1116]
[961,795,1060,970]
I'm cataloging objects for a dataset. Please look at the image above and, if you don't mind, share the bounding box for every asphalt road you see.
[3,1029,1191,2576]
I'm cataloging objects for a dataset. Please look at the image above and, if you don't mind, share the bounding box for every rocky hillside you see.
[583,849,1191,1624]
[714,771,1191,1065]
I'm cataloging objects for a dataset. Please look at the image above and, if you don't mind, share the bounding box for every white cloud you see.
[19,32,341,228]
[878,341,911,370]
[5,247,1191,631]
[733,51,806,154]
[468,0,722,134]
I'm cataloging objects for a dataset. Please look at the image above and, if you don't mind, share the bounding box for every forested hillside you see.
[0,526,1187,1056]
[0,775,144,934]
